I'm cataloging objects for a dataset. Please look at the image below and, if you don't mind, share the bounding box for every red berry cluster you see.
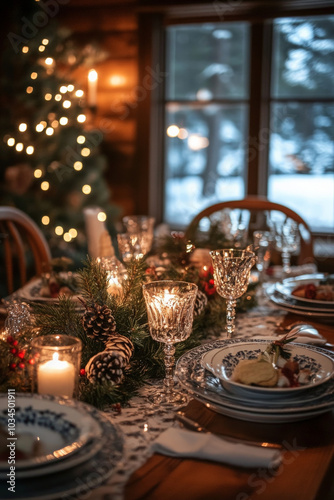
[111,402,122,414]
[145,266,158,280]
[199,266,216,297]
[6,336,35,371]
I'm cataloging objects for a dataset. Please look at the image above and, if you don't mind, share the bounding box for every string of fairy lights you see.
[3,34,107,244]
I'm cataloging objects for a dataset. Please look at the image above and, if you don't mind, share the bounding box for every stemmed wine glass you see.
[123,215,155,256]
[142,280,198,404]
[253,230,272,289]
[117,232,143,262]
[272,218,300,276]
[210,249,256,338]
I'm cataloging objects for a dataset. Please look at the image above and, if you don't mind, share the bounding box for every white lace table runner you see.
[86,300,285,500]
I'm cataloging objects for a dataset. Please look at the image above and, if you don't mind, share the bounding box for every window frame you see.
[136,1,334,238]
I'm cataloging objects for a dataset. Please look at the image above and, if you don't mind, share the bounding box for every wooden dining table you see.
[123,313,334,500]
[1,281,334,500]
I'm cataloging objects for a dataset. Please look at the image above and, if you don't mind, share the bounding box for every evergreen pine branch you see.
[2,251,258,410]
[31,296,82,337]
[76,258,110,306]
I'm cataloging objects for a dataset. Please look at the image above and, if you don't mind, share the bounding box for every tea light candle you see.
[38,352,75,397]
[107,275,124,296]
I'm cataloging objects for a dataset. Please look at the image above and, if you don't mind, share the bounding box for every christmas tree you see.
[0,0,119,263]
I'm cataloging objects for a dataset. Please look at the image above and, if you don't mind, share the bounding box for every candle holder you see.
[142,280,198,405]
[31,335,82,398]
[97,256,127,296]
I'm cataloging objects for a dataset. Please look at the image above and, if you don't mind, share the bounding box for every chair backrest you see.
[184,196,314,265]
[0,206,52,296]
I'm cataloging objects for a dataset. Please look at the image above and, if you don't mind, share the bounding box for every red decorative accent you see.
[145,267,158,280]
[199,265,216,297]
[79,368,86,377]
[305,284,317,299]
[28,358,35,365]
[6,336,30,372]
[112,402,122,414]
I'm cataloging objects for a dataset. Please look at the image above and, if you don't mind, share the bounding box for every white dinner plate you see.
[7,274,82,308]
[277,274,334,307]
[198,398,333,424]
[0,394,102,470]
[266,284,334,317]
[208,341,334,400]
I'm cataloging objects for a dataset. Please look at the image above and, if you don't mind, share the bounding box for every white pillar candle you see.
[83,207,107,259]
[38,352,75,398]
[88,69,98,107]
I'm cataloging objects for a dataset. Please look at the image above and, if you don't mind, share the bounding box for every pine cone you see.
[105,335,134,365]
[85,350,127,384]
[193,290,208,316]
[82,304,116,340]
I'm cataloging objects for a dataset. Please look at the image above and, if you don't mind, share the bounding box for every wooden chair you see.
[0,206,52,295]
[184,196,314,265]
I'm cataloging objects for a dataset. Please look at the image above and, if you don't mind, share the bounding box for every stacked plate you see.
[266,273,334,319]
[4,274,83,311]
[0,394,123,500]
[175,338,334,424]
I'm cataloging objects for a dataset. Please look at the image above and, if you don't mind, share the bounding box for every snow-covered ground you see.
[165,173,334,231]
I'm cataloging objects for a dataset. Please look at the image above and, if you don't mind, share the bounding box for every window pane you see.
[268,102,334,231]
[164,104,247,226]
[166,23,249,100]
[272,16,334,98]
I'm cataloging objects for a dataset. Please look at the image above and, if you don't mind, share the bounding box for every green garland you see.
[0,256,257,410]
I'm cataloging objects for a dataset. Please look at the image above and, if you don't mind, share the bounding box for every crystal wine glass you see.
[210,249,256,338]
[142,280,198,405]
[123,215,155,256]
[117,232,143,262]
[253,230,272,286]
[272,218,300,276]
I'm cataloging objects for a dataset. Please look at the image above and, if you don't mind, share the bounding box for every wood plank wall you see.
[58,0,140,220]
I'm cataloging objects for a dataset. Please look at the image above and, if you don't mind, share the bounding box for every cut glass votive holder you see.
[31,335,82,398]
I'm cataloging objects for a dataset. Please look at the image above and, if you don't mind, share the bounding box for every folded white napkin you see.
[251,335,327,346]
[151,427,282,469]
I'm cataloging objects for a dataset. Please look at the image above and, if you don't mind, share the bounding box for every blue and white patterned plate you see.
[175,339,334,423]
[0,394,123,500]
[207,341,334,400]
[0,394,102,469]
